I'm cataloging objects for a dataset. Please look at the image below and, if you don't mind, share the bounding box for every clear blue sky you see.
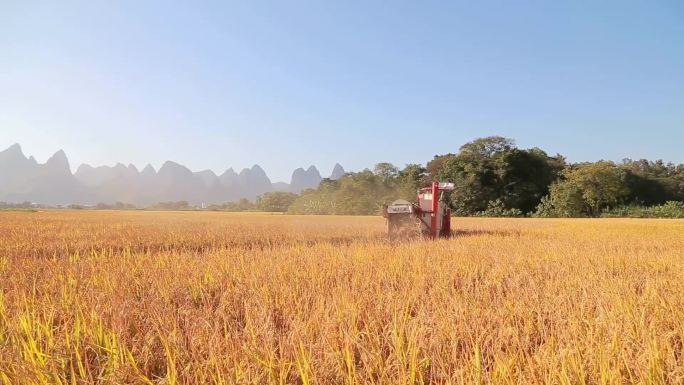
[1,1,683,182]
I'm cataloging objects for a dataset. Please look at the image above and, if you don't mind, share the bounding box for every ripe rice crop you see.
[1,210,683,384]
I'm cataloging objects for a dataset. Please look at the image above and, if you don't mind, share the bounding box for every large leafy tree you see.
[373,163,399,182]
[426,154,456,180]
[498,148,566,213]
[436,137,563,215]
[334,169,393,215]
[537,161,630,217]
[396,164,428,201]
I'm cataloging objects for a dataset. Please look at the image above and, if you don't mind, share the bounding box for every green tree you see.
[426,154,456,180]
[334,169,394,214]
[535,182,585,217]
[436,137,563,215]
[287,181,338,215]
[459,136,515,159]
[536,161,629,217]
[620,158,684,204]
[396,164,428,201]
[497,148,565,213]
[256,191,298,212]
[373,162,399,182]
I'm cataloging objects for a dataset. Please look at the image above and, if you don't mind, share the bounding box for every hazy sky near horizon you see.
[1,1,683,182]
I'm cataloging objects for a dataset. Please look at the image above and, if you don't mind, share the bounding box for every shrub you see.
[475,199,524,217]
[256,192,298,212]
[602,201,684,218]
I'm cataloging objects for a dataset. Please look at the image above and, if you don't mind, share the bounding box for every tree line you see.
[8,136,681,217]
[257,136,684,217]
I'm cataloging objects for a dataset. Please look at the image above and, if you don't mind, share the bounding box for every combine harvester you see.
[383,181,455,239]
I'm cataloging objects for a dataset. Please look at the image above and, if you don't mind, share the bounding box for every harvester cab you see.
[383,181,454,239]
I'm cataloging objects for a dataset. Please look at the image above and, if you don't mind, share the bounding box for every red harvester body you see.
[383,181,454,239]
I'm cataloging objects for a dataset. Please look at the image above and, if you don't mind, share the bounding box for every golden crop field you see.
[1,211,683,385]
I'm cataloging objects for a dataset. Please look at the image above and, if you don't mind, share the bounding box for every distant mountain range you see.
[0,144,345,206]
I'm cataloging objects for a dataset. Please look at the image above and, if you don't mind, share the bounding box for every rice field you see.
[1,210,683,384]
